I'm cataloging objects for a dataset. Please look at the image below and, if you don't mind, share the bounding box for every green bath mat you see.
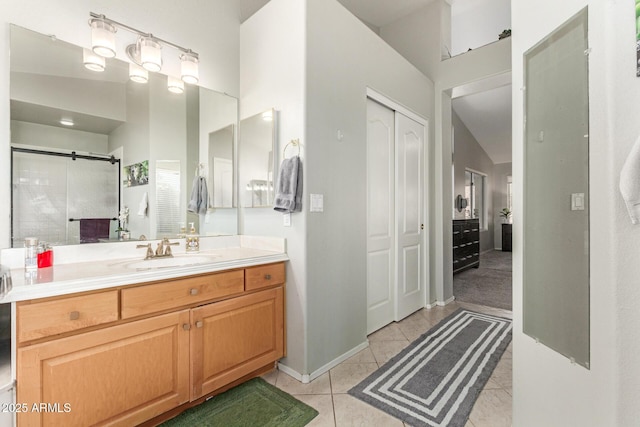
[161,377,318,427]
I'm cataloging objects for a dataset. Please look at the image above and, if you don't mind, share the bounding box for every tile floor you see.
[262,301,512,427]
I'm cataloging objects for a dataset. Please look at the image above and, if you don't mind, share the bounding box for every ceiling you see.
[239,0,511,165]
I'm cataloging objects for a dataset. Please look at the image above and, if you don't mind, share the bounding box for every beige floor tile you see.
[276,371,332,395]
[329,363,379,394]
[482,378,503,390]
[261,368,278,385]
[369,340,409,366]
[504,387,512,396]
[368,323,407,342]
[465,420,477,427]
[489,357,512,389]
[468,389,512,427]
[343,347,377,364]
[333,394,404,427]
[293,394,336,427]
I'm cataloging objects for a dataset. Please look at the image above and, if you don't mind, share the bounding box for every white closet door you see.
[395,113,426,320]
[366,99,395,334]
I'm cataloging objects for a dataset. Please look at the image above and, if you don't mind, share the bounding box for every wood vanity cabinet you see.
[15,262,286,426]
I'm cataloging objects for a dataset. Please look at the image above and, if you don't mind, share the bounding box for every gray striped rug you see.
[348,309,512,427]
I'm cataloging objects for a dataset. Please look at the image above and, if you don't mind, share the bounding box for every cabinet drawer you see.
[121,270,244,319]
[17,291,119,343]
[245,263,285,291]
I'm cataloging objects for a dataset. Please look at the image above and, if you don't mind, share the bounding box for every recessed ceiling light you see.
[60,119,74,126]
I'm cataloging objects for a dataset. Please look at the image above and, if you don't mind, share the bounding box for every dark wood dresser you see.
[453,219,480,274]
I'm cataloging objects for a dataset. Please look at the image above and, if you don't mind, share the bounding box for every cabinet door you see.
[18,310,190,427]
[191,287,284,399]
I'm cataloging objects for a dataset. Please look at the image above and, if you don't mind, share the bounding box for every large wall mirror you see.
[523,8,590,368]
[239,109,276,208]
[9,24,238,247]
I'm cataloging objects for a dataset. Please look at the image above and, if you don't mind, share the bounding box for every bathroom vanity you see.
[0,236,287,426]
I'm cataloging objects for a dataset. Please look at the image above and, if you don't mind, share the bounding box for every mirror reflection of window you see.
[156,160,182,238]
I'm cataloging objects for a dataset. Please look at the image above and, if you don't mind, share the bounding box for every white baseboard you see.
[278,341,370,384]
[277,362,305,383]
[426,296,456,309]
[438,296,456,306]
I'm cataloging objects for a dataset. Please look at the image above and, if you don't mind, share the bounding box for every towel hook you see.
[283,139,300,159]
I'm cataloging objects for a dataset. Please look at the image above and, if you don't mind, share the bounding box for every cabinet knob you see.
[264,274,272,280]
[182,323,191,331]
[196,321,203,328]
[69,311,80,321]
[190,288,199,296]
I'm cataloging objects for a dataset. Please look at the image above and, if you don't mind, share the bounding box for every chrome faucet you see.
[137,238,180,260]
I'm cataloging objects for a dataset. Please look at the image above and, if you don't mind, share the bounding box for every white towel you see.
[620,134,640,224]
[274,156,303,213]
[137,191,148,217]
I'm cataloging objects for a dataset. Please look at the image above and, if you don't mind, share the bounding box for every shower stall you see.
[11,148,120,247]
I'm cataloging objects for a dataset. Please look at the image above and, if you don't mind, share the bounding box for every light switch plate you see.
[571,193,585,211]
[310,194,323,212]
[283,213,291,227]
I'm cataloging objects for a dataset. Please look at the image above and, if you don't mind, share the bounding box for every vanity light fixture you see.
[180,51,199,84]
[83,48,105,72]
[87,12,200,86]
[139,36,162,72]
[129,63,148,83]
[89,16,116,58]
[167,76,184,94]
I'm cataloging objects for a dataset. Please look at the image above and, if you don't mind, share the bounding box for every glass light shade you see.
[180,52,199,84]
[140,37,162,72]
[129,62,148,83]
[90,19,116,58]
[167,76,184,94]
[83,48,105,72]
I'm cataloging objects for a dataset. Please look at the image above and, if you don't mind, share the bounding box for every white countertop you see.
[0,236,288,302]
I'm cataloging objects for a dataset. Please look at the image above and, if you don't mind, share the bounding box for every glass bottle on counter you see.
[24,237,38,270]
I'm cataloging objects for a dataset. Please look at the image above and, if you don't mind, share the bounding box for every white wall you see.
[0,0,240,249]
[241,0,434,377]
[450,0,510,57]
[12,121,108,153]
[512,0,620,425]
[240,0,308,374]
[379,0,444,82]
[306,0,433,374]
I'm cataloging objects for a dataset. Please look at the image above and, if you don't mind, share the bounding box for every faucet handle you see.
[162,238,179,256]
[136,243,153,259]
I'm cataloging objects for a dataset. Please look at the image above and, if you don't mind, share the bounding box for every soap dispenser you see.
[186,222,200,252]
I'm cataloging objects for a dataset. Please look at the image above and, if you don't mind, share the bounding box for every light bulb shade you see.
[83,48,105,72]
[90,18,116,58]
[167,76,184,94]
[180,52,199,84]
[129,62,148,83]
[140,37,162,72]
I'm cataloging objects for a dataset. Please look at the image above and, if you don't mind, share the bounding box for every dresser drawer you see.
[17,291,119,343]
[245,263,285,291]
[121,270,244,319]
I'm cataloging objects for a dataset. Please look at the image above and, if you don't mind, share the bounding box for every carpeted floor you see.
[453,250,512,310]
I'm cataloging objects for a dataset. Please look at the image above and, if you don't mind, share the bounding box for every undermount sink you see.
[123,254,219,270]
